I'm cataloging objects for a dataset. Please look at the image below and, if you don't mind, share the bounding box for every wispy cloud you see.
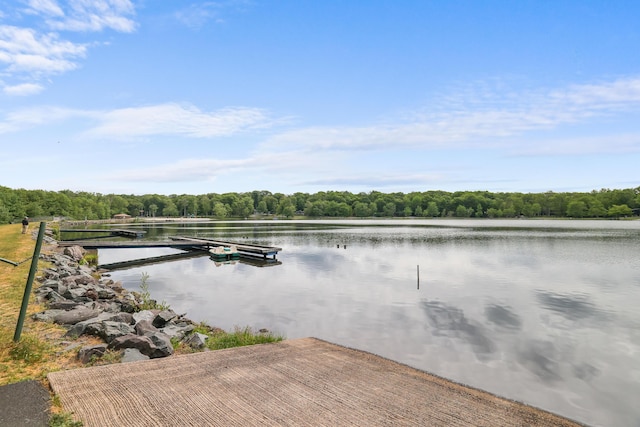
[26,0,137,32]
[302,173,445,188]
[175,2,225,29]
[104,149,333,184]
[0,105,86,133]
[109,157,256,183]
[174,1,250,29]
[84,103,276,139]
[263,76,640,155]
[0,103,280,137]
[510,133,640,156]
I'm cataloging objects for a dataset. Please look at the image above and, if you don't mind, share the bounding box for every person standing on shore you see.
[21,217,29,234]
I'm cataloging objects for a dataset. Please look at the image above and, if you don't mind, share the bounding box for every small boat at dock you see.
[209,245,240,261]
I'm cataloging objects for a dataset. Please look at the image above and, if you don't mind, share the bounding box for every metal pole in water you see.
[14,222,46,342]
[417,264,420,289]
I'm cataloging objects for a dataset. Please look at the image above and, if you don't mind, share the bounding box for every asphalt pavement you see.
[0,380,50,426]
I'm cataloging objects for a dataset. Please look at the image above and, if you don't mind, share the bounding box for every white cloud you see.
[84,103,275,139]
[0,25,87,74]
[3,82,44,95]
[0,1,136,94]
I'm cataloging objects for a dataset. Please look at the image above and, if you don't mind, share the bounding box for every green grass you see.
[205,326,284,350]
[8,334,50,363]
[49,411,83,427]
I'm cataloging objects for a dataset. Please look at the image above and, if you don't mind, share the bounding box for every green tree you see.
[608,204,632,218]
[353,202,371,217]
[281,205,295,218]
[162,200,179,217]
[455,205,471,217]
[425,202,439,217]
[566,201,586,218]
[213,202,228,218]
[256,200,268,214]
[587,200,607,217]
[382,202,396,217]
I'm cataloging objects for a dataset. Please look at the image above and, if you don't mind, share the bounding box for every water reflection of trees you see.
[420,300,496,360]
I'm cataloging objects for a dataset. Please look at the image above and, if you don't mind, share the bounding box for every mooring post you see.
[14,221,46,342]
[417,264,420,289]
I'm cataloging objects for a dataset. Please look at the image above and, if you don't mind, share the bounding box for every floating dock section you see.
[169,236,281,260]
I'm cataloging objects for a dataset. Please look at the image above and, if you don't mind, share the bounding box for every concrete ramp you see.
[48,338,581,426]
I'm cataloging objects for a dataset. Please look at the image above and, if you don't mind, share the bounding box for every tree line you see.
[1,186,638,223]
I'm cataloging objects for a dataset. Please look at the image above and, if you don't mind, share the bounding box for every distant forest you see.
[1,186,638,223]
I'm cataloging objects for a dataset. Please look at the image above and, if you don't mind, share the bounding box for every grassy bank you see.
[0,223,87,387]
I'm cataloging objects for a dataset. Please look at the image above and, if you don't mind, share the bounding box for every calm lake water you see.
[96,219,640,427]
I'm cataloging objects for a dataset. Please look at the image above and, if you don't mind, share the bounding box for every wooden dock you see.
[58,238,281,258]
[59,229,146,238]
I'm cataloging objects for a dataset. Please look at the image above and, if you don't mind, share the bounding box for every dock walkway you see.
[48,338,582,427]
[58,236,282,259]
[59,229,146,238]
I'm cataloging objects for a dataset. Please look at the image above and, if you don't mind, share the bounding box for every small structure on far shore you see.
[112,213,131,220]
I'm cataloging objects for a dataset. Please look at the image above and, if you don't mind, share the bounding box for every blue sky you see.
[1,0,639,196]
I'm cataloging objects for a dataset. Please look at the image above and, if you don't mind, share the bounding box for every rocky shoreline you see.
[32,243,211,364]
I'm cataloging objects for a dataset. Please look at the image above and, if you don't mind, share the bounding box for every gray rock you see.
[101,321,135,343]
[40,279,60,290]
[56,283,68,296]
[62,286,88,300]
[32,309,66,323]
[63,245,85,261]
[161,323,195,340]
[148,332,174,358]
[65,274,98,286]
[133,310,156,324]
[77,344,108,364]
[108,334,155,356]
[135,319,158,337]
[96,287,117,299]
[121,348,150,363]
[41,289,67,303]
[108,312,135,325]
[52,307,101,325]
[83,322,105,338]
[183,332,209,349]
[47,300,82,310]
[77,265,94,276]
[152,310,177,328]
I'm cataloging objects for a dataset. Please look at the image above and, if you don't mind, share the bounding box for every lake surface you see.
[97,219,640,427]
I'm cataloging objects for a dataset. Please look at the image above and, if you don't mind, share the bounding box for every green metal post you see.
[13,221,46,342]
